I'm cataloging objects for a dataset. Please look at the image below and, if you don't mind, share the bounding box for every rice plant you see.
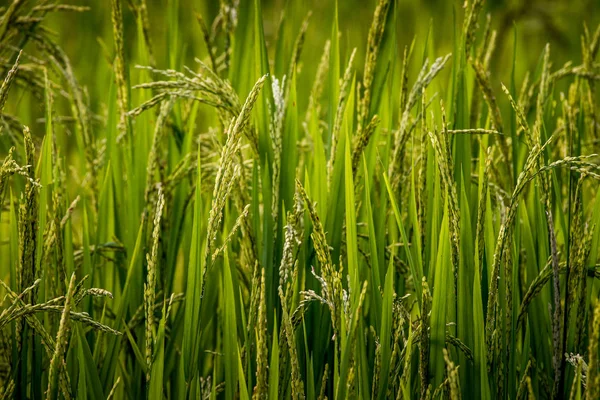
[0,0,600,399]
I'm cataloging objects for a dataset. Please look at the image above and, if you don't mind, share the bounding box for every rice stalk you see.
[133,0,155,66]
[471,59,509,174]
[568,354,584,400]
[19,126,38,303]
[351,114,380,176]
[205,74,266,264]
[252,268,268,399]
[443,348,461,400]
[475,147,491,274]
[419,278,431,400]
[286,12,311,91]
[484,136,555,370]
[270,75,285,231]
[428,103,460,309]
[357,0,390,137]
[587,301,600,400]
[390,53,451,192]
[106,377,121,400]
[212,203,250,261]
[516,359,535,400]
[304,40,330,130]
[0,49,20,112]
[462,0,484,57]
[195,11,218,73]
[317,363,329,400]
[0,147,34,202]
[111,0,129,141]
[296,179,342,341]
[279,191,303,294]
[46,273,76,400]
[279,286,304,400]
[144,97,174,205]
[328,48,356,182]
[145,187,165,383]
[500,83,531,145]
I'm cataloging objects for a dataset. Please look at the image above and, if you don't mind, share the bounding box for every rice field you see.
[1,0,600,399]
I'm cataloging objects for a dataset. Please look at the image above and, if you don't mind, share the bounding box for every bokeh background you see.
[4,0,599,150]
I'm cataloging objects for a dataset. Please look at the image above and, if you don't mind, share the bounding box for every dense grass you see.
[1,0,600,399]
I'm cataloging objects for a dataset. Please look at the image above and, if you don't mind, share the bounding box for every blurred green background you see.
[5,0,599,149]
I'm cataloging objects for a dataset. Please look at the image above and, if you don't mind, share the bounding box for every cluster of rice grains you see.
[0,0,600,399]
